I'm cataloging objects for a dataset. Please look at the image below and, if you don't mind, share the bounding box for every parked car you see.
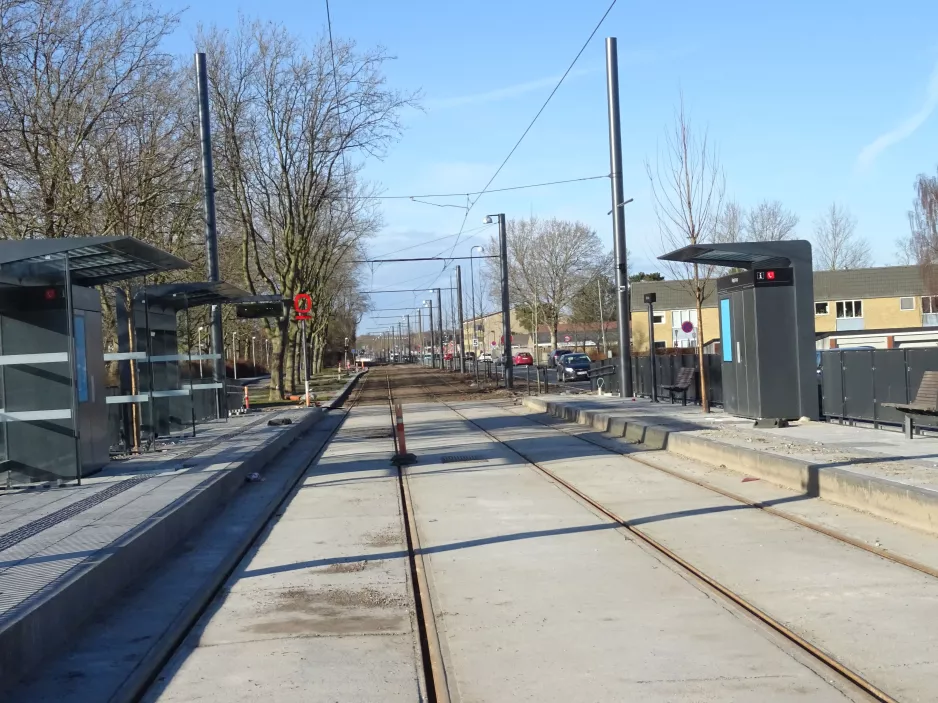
[513,351,534,366]
[548,349,574,368]
[465,351,476,361]
[480,352,492,362]
[444,352,453,361]
[557,352,591,382]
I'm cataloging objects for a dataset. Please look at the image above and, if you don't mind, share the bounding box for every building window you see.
[815,302,829,315]
[922,296,938,313]
[900,297,915,311]
[835,300,862,319]
[671,309,698,348]
[652,313,664,324]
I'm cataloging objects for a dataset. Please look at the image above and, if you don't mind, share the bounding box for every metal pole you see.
[302,320,310,406]
[197,327,203,377]
[232,331,238,380]
[456,265,466,373]
[251,337,256,375]
[406,315,412,363]
[265,339,270,374]
[185,296,196,436]
[436,288,444,371]
[417,308,423,365]
[469,253,477,358]
[398,321,403,363]
[196,52,225,419]
[64,254,83,484]
[428,304,434,367]
[497,214,513,389]
[648,301,658,402]
[605,37,633,398]
[598,277,608,356]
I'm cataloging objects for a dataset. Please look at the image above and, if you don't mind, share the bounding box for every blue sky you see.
[160,0,938,336]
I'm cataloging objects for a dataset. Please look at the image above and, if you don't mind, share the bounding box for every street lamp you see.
[251,336,256,375]
[197,326,204,377]
[470,246,484,358]
[232,331,238,380]
[483,213,512,389]
[423,299,434,368]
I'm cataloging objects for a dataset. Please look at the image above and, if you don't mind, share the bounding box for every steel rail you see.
[417,369,898,703]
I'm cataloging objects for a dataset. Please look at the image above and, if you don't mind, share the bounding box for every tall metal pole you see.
[497,214,513,389]
[647,298,658,402]
[435,288,444,371]
[196,52,226,418]
[456,265,466,373]
[301,320,309,406]
[605,37,633,398]
[398,321,404,363]
[417,308,423,365]
[598,277,608,356]
[427,303,435,367]
[232,331,238,380]
[469,253,478,357]
[405,315,411,363]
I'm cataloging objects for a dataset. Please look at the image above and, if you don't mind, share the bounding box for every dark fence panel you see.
[843,350,875,422]
[821,351,844,418]
[873,349,909,426]
[621,353,722,405]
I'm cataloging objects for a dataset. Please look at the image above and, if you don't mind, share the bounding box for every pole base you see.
[391,453,418,466]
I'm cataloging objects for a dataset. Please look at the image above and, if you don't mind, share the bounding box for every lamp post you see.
[484,213,512,389]
[424,300,433,367]
[232,331,238,380]
[251,336,256,376]
[470,245,483,359]
[197,326,204,377]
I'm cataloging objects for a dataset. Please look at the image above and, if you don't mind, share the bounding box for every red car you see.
[513,352,534,366]
[444,352,453,361]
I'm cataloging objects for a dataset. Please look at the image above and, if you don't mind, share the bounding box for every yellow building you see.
[631,265,938,351]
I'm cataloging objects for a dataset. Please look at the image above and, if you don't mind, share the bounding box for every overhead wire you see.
[443,0,619,259]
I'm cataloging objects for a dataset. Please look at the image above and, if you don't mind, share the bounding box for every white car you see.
[480,352,492,362]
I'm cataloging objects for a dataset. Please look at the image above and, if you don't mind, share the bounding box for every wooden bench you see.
[661,367,696,406]
[882,370,938,439]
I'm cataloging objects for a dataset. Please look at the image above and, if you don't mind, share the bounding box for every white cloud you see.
[857,60,938,170]
[425,69,593,110]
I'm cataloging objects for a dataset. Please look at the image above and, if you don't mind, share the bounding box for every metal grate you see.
[441,455,489,464]
[0,475,153,553]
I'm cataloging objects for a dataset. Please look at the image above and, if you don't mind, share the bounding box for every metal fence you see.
[820,348,938,429]
[589,354,723,405]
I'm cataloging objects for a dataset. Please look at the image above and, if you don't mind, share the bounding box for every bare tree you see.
[901,170,938,266]
[813,203,871,270]
[202,19,416,396]
[484,216,603,351]
[646,97,724,412]
[0,0,181,240]
[715,200,745,243]
[745,200,799,241]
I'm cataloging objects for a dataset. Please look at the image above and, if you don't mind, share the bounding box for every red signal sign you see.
[766,270,776,280]
[293,293,312,321]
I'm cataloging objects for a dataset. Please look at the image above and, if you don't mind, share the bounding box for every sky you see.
[159,0,938,339]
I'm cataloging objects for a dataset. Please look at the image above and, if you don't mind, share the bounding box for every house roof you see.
[631,265,938,312]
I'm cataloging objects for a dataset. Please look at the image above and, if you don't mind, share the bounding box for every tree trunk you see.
[695,292,710,413]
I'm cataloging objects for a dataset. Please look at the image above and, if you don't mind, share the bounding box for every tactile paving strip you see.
[0,475,154,554]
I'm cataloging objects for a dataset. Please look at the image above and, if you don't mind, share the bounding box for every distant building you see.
[631,265,938,351]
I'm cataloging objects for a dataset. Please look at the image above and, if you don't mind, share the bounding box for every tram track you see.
[411,368,897,703]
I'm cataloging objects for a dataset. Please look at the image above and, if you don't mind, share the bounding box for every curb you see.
[329,371,366,409]
[110,409,334,703]
[523,397,938,536]
[0,409,325,694]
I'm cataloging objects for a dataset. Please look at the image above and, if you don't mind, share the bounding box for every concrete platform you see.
[0,405,326,693]
[143,405,423,703]
[524,394,938,535]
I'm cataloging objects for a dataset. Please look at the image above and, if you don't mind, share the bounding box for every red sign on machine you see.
[294,293,312,321]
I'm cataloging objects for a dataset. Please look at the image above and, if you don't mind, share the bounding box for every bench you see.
[661,367,696,406]
[882,370,938,439]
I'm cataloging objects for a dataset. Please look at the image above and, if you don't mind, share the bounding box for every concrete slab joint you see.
[522,397,938,537]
